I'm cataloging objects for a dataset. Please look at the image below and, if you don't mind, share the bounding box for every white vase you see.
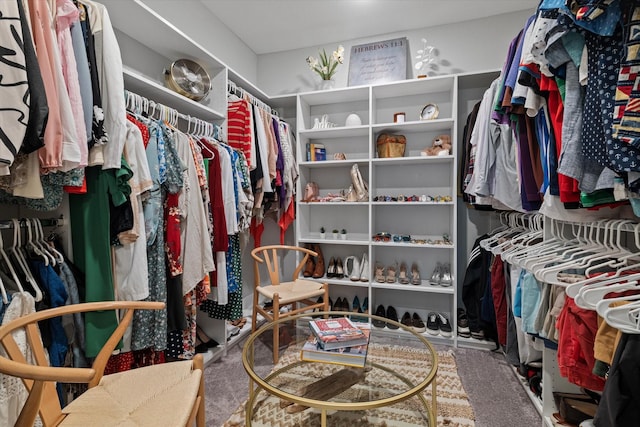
[332,232,339,239]
[320,232,326,239]
[340,234,347,240]
[345,113,361,127]
[320,79,335,91]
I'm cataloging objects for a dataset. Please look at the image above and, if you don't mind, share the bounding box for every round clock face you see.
[420,103,439,120]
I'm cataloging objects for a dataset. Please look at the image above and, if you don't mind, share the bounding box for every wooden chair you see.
[0,301,205,427]
[251,245,329,363]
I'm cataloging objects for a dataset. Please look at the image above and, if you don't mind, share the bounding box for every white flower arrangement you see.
[306,45,344,80]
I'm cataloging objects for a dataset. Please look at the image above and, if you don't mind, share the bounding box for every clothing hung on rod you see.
[461,2,640,220]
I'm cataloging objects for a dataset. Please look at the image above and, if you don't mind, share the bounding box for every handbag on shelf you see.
[376,133,406,158]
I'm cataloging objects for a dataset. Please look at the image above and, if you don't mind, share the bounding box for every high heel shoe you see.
[361,297,369,315]
[440,262,453,286]
[312,244,325,279]
[350,164,369,202]
[335,258,345,279]
[351,295,364,321]
[398,262,410,284]
[374,262,385,283]
[386,262,397,283]
[411,263,421,285]
[345,256,361,281]
[429,262,442,285]
[360,253,369,282]
[326,256,336,278]
[302,182,319,202]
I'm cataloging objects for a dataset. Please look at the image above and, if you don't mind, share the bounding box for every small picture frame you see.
[394,112,406,123]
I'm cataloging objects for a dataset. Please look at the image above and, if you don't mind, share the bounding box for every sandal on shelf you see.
[398,262,410,284]
[386,262,397,283]
[440,263,453,286]
[411,263,421,285]
[374,262,385,283]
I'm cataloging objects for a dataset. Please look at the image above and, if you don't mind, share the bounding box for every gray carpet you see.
[203,337,541,427]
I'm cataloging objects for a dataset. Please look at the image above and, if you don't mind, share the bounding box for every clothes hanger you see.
[10,219,42,301]
[0,229,22,300]
[577,279,640,310]
[534,220,609,284]
[23,218,49,266]
[35,218,64,264]
[597,295,640,334]
[29,218,57,266]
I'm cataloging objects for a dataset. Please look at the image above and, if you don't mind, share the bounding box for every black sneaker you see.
[372,304,387,328]
[426,312,439,336]
[457,308,471,338]
[470,328,485,340]
[438,313,452,337]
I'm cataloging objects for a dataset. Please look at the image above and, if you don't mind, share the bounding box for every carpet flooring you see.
[203,337,542,427]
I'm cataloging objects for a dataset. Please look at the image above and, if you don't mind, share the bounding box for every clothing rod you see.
[0,217,65,230]
[124,90,222,133]
[227,80,278,116]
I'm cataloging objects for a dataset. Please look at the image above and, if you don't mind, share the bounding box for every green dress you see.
[69,164,132,358]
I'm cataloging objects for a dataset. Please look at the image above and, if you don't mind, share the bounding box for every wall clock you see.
[420,103,439,120]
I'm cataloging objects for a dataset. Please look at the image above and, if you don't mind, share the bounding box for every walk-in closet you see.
[0,1,637,426]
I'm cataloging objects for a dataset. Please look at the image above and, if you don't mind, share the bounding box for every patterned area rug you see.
[223,345,475,427]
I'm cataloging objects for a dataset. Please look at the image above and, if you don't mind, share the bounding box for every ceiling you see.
[200,0,538,55]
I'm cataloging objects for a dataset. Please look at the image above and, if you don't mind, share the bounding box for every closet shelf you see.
[371,241,455,249]
[371,155,454,166]
[371,201,455,206]
[371,282,455,294]
[375,327,455,344]
[298,126,369,138]
[299,159,365,168]
[298,237,370,245]
[109,1,225,73]
[456,336,499,350]
[302,277,371,288]
[371,75,455,99]
[123,67,225,121]
[372,118,454,133]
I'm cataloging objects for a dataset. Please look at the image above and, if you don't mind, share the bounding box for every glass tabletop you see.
[242,311,438,426]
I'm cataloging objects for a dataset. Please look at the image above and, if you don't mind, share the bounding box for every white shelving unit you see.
[295,75,465,345]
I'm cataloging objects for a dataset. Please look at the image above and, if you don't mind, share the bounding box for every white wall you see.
[257,9,534,95]
[140,0,259,84]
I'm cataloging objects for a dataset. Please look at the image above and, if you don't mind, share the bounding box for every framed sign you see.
[348,37,408,86]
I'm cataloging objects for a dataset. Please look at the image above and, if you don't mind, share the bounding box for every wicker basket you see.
[376,133,406,158]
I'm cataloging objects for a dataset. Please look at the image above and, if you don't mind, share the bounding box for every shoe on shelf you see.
[457,308,471,338]
[385,305,399,329]
[470,328,485,340]
[426,312,440,336]
[360,253,369,282]
[412,313,427,333]
[429,263,442,286]
[362,297,369,316]
[351,295,365,322]
[312,244,325,279]
[374,262,385,283]
[335,258,345,279]
[303,244,315,277]
[373,304,387,328]
[411,263,421,285]
[401,312,412,328]
[386,262,397,283]
[345,255,361,281]
[438,313,452,337]
[440,263,453,286]
[326,256,336,278]
[398,262,410,284]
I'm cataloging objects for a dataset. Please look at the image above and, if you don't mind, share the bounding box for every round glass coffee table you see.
[242,311,438,426]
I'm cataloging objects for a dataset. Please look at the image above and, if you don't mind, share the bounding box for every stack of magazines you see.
[301,317,370,368]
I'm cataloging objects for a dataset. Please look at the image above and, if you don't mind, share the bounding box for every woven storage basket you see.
[376,133,406,158]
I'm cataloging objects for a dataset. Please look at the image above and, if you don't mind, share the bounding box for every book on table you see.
[308,317,368,350]
[300,326,370,368]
